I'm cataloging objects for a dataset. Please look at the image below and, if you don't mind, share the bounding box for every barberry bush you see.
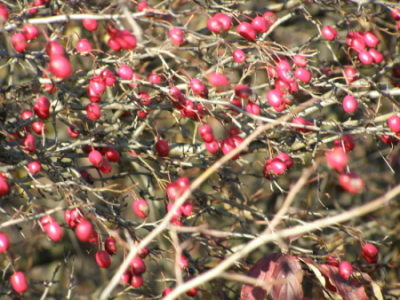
[0,0,400,299]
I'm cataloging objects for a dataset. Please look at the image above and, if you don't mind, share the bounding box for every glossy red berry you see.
[49,56,72,79]
[82,19,98,31]
[205,139,220,154]
[186,287,198,297]
[131,274,144,288]
[130,257,146,275]
[121,269,132,284]
[334,134,355,152]
[132,199,149,218]
[138,247,149,259]
[295,68,312,83]
[368,48,384,64]
[11,272,28,293]
[155,140,170,157]
[105,237,117,255]
[208,72,229,88]
[214,13,231,31]
[76,39,92,55]
[11,33,28,53]
[251,16,269,33]
[22,24,39,40]
[207,17,224,34]
[344,67,358,83]
[339,261,352,280]
[339,172,365,194]
[237,22,256,41]
[33,96,50,119]
[388,115,400,133]
[46,41,65,58]
[22,134,36,152]
[27,161,41,174]
[179,255,189,270]
[169,28,185,46]
[0,232,9,252]
[326,148,348,173]
[293,55,308,67]
[232,49,246,63]
[96,250,112,268]
[358,50,373,65]
[75,219,93,242]
[262,11,277,26]
[362,243,379,263]
[363,31,380,48]
[342,95,358,113]
[321,26,338,41]
[86,103,101,120]
[117,65,133,80]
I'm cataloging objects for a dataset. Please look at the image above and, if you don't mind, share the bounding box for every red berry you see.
[162,288,173,297]
[21,109,33,120]
[342,95,357,114]
[155,140,170,157]
[121,269,132,284]
[64,208,82,228]
[138,247,149,259]
[31,121,45,134]
[232,49,246,63]
[221,137,240,160]
[88,150,104,168]
[131,274,144,288]
[0,232,9,252]
[33,96,50,119]
[46,41,65,58]
[186,287,198,297]
[76,39,92,55]
[22,24,39,40]
[267,89,284,107]
[321,26,338,41]
[27,161,41,174]
[105,237,117,255]
[169,28,185,46]
[326,255,339,267]
[11,272,28,293]
[179,255,189,270]
[339,172,364,194]
[132,199,149,218]
[246,101,260,115]
[262,11,277,26]
[292,117,313,133]
[251,16,269,33]
[334,134,355,152]
[11,33,28,53]
[22,134,36,152]
[180,201,193,217]
[344,67,358,83]
[362,244,379,263]
[0,3,8,24]
[49,56,72,79]
[339,261,352,280]
[381,135,399,146]
[368,48,384,64]
[237,22,256,41]
[96,250,112,268]
[207,17,224,34]
[293,55,308,67]
[101,69,116,86]
[190,79,208,98]
[68,125,79,138]
[75,219,93,242]
[82,19,98,31]
[275,152,293,168]
[358,50,373,65]
[207,72,229,88]
[104,148,120,162]
[388,115,400,133]
[295,68,312,83]
[363,31,380,48]
[205,139,220,154]
[130,257,146,275]
[42,218,63,242]
[214,13,231,31]
[86,103,101,120]
[326,148,348,173]
[0,177,9,196]
[117,65,133,80]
